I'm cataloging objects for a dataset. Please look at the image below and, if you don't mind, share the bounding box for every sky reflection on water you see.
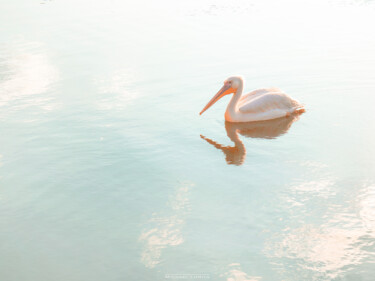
[1,0,375,281]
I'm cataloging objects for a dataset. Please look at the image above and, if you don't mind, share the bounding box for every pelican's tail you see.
[294,107,305,114]
[290,97,305,114]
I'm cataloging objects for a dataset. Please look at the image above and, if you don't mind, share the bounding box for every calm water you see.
[1,0,375,280]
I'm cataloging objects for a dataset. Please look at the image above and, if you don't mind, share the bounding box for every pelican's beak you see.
[200,83,234,115]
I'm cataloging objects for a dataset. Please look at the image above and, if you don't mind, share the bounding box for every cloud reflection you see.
[0,43,59,112]
[139,182,192,268]
[95,70,138,111]
[265,183,375,280]
[221,263,262,281]
[201,114,301,165]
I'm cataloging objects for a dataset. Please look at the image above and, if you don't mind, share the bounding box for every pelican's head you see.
[199,76,243,115]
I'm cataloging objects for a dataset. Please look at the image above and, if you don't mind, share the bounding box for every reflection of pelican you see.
[200,76,304,122]
[201,115,301,165]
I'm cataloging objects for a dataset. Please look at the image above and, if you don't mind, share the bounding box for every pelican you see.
[201,115,301,165]
[200,76,305,122]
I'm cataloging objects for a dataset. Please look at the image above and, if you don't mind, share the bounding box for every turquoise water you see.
[1,0,375,280]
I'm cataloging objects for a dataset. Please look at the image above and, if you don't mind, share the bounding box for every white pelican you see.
[200,76,305,122]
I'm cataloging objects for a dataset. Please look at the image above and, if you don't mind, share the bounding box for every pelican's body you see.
[200,76,304,122]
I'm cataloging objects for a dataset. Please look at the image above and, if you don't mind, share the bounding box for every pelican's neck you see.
[225,80,243,121]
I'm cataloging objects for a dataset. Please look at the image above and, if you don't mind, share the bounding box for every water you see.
[1,0,375,280]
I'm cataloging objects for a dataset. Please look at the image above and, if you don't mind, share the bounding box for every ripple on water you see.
[265,183,375,280]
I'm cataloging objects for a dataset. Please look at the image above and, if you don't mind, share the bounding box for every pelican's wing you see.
[238,88,283,108]
[239,90,293,114]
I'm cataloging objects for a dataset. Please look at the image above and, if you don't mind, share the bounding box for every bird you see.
[199,76,305,122]
[200,115,301,165]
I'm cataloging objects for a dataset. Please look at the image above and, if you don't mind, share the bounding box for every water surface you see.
[1,0,375,280]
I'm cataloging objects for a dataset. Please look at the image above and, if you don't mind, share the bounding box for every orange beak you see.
[200,83,234,115]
